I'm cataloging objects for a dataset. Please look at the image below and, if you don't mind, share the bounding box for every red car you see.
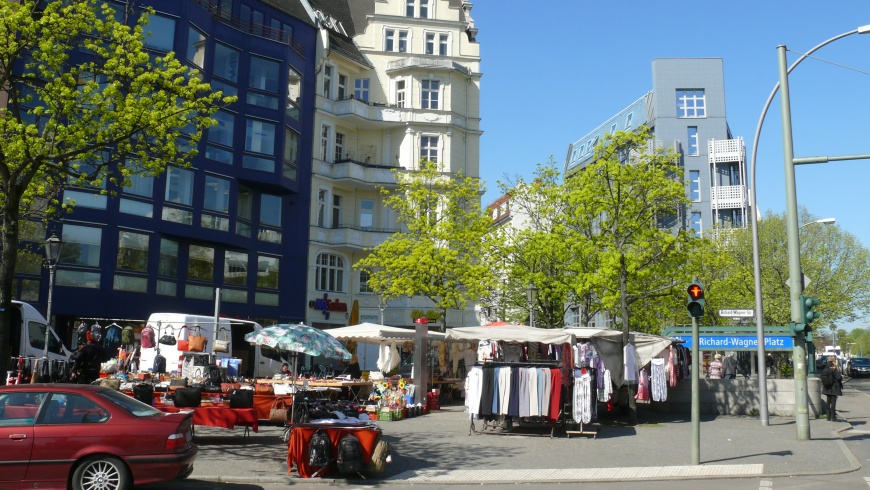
[0,383,197,490]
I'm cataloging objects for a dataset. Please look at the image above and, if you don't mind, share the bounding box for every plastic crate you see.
[378,410,395,421]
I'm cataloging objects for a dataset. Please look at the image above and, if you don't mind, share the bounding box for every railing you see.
[710,184,747,209]
[189,0,306,56]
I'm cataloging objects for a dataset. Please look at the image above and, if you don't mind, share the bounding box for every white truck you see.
[137,313,284,379]
[6,300,73,361]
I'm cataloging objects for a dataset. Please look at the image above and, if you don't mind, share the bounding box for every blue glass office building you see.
[10,0,318,341]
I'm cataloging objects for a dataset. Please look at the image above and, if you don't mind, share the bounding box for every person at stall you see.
[70,331,104,384]
[344,355,362,380]
[277,362,291,377]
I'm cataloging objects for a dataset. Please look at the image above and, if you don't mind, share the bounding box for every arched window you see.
[316,253,345,292]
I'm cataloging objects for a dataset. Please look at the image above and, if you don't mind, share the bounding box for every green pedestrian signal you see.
[686,282,705,318]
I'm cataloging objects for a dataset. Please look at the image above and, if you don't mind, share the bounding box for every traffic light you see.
[801,295,820,325]
[686,282,705,318]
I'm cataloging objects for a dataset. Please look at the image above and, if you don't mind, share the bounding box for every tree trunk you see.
[619,253,637,426]
[0,186,23,380]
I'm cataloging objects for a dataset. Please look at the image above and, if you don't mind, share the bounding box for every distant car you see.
[0,384,197,490]
[850,357,870,378]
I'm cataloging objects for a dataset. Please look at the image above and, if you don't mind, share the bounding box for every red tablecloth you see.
[287,424,380,478]
[155,404,258,433]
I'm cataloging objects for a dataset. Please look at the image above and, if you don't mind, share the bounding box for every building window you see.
[396,79,406,107]
[320,124,330,162]
[204,175,230,213]
[422,80,439,109]
[286,66,301,120]
[188,245,214,282]
[144,15,175,52]
[316,253,345,292]
[439,33,448,55]
[687,127,699,155]
[224,251,248,286]
[117,231,149,272]
[60,224,101,267]
[335,132,344,161]
[332,194,342,229]
[420,0,429,18]
[405,0,415,17]
[359,270,374,293]
[208,111,234,148]
[360,199,374,230]
[260,194,281,227]
[677,89,706,118]
[249,57,279,93]
[425,33,435,55]
[322,64,333,98]
[123,174,153,198]
[338,74,347,100]
[354,78,369,102]
[421,135,439,164]
[398,31,408,52]
[270,19,293,41]
[625,113,633,129]
[213,43,239,83]
[239,5,264,33]
[236,185,253,238]
[385,29,395,52]
[245,119,276,155]
[405,0,428,18]
[691,212,702,236]
[165,166,194,206]
[257,255,279,289]
[186,27,206,68]
[689,170,701,202]
[158,238,178,277]
[317,189,327,227]
[283,127,298,179]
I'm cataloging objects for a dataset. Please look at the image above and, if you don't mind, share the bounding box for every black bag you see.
[174,387,203,408]
[152,354,166,374]
[133,383,154,405]
[207,365,223,385]
[308,429,332,468]
[158,325,176,345]
[169,378,188,389]
[229,389,254,408]
[336,434,364,474]
[820,368,834,388]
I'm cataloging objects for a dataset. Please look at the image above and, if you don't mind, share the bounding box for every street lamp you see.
[377,294,387,325]
[43,232,63,359]
[799,217,835,229]
[527,282,538,328]
[749,24,870,438]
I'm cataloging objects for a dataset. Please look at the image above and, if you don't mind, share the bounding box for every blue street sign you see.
[671,335,794,351]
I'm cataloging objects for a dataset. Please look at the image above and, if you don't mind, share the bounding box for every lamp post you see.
[378,294,386,325]
[43,233,63,359]
[749,25,870,433]
[527,282,538,328]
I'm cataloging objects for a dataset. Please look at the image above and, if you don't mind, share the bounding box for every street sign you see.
[785,274,810,291]
[718,309,754,318]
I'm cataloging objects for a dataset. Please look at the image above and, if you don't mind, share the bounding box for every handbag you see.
[158,325,176,346]
[214,328,230,353]
[255,383,274,395]
[188,325,207,352]
[99,378,121,390]
[169,378,188,390]
[269,397,288,423]
[174,387,203,408]
[176,325,190,352]
[221,382,241,394]
[133,383,154,405]
[230,389,254,408]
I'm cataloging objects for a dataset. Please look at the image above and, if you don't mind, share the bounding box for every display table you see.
[258,379,374,402]
[253,394,294,420]
[431,379,462,403]
[287,423,380,478]
[155,404,258,435]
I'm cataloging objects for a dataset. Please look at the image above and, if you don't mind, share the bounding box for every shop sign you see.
[309,293,347,320]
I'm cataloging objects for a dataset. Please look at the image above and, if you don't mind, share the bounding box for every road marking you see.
[387,464,764,483]
[759,479,773,488]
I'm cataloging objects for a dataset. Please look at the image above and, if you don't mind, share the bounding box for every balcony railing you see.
[190,0,305,56]
[310,224,401,249]
[710,184,747,209]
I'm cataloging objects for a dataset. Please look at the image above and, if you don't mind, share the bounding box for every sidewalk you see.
[188,381,864,485]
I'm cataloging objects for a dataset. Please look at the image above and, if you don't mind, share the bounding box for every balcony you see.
[711,184,747,209]
[708,138,745,164]
[318,96,467,129]
[386,57,471,75]
[310,225,400,250]
[312,158,399,189]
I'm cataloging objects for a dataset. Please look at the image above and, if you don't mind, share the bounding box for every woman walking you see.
[821,356,844,421]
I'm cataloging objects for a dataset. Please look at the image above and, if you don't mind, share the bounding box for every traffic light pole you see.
[691,314,700,465]
[778,45,810,441]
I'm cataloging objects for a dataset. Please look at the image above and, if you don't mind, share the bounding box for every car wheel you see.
[72,456,131,490]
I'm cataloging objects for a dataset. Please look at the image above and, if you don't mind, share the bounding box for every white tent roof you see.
[564,327,677,388]
[446,324,576,345]
[324,322,446,343]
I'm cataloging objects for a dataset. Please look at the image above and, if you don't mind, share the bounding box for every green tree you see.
[707,209,870,334]
[355,161,497,332]
[0,0,229,375]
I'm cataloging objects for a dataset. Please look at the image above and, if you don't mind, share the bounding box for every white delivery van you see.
[7,300,73,360]
[138,313,285,379]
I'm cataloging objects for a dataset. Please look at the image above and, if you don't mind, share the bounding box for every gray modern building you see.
[565,58,747,239]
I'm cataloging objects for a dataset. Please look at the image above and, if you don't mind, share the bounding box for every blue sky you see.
[475,1,870,248]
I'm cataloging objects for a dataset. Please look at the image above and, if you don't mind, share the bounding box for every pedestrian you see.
[708,353,724,380]
[820,356,844,421]
[723,352,738,379]
[70,331,104,384]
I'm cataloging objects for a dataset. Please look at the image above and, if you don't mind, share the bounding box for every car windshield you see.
[97,389,161,417]
[852,358,870,366]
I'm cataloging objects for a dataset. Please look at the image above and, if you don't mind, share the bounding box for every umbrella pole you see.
[291,353,298,425]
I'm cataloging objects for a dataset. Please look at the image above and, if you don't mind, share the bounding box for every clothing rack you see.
[565,366,599,439]
[7,356,74,384]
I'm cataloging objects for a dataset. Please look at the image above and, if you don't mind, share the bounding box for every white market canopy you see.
[446,323,576,345]
[324,322,446,343]
[564,327,677,388]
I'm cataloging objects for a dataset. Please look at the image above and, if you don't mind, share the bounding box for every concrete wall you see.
[649,377,824,417]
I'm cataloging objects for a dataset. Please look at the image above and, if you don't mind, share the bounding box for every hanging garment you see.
[477,341,494,362]
[547,368,563,424]
[636,368,650,401]
[466,366,483,419]
[518,367,530,417]
[528,367,539,417]
[539,368,550,418]
[624,344,638,382]
[491,367,501,414]
[573,370,593,424]
[503,343,523,363]
[479,365,495,416]
[508,366,520,417]
[597,369,613,402]
[498,367,512,415]
[651,358,668,402]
